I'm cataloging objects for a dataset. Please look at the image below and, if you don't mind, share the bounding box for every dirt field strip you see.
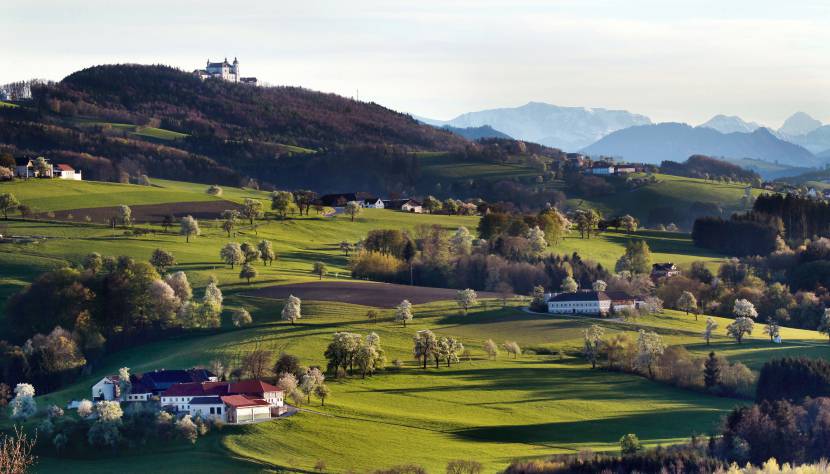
[246,281,501,307]
[35,200,244,224]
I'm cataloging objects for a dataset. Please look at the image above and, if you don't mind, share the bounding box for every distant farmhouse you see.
[14,157,81,180]
[319,193,423,213]
[194,57,257,84]
[91,368,287,424]
[651,262,681,280]
[546,289,644,316]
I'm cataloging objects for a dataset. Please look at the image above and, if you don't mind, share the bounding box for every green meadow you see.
[0,178,824,473]
[570,173,763,222]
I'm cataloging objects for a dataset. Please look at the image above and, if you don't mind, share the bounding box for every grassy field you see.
[569,173,763,223]
[0,178,819,473]
[29,297,830,473]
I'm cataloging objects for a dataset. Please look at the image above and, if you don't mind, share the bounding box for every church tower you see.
[232,57,240,82]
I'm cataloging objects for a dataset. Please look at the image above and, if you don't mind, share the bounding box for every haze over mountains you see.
[419,102,652,151]
[582,123,819,168]
[423,104,828,171]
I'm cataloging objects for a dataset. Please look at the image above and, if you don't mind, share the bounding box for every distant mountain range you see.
[418,102,651,151]
[438,124,511,141]
[779,112,823,137]
[581,123,820,168]
[699,115,761,134]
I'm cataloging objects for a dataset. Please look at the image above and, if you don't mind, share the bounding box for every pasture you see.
[0,178,817,473]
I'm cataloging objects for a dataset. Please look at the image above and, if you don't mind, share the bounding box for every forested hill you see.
[51,65,464,150]
[0,64,480,190]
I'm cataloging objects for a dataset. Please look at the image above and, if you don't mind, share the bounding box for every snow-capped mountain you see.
[699,114,761,134]
[419,102,652,151]
[778,112,823,137]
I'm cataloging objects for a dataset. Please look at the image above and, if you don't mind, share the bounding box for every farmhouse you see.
[547,290,611,315]
[91,375,122,402]
[363,197,384,208]
[160,379,285,423]
[93,368,217,401]
[14,157,82,180]
[401,199,423,213]
[54,163,82,180]
[651,262,681,280]
[546,290,642,316]
[15,157,51,178]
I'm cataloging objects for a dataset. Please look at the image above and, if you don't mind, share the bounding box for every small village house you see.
[651,262,681,280]
[14,156,82,180]
[54,163,82,180]
[91,375,122,402]
[401,199,423,213]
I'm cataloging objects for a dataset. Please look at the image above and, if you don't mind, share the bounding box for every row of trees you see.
[583,325,755,397]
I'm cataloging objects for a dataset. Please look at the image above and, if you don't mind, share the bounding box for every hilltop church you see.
[194,58,257,85]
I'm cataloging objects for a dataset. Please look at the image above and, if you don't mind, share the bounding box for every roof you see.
[160,381,227,397]
[56,164,74,171]
[652,263,677,271]
[548,290,610,303]
[140,368,215,390]
[189,396,223,405]
[14,157,32,166]
[220,395,271,408]
[403,199,422,206]
[605,291,639,302]
[228,380,281,395]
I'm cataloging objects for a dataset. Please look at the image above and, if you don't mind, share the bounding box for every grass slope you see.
[30,298,830,473]
[569,173,763,223]
[0,178,809,473]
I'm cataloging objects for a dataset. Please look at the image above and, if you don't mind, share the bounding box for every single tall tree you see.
[583,324,605,369]
[281,295,302,325]
[395,299,414,327]
[242,198,264,224]
[179,215,200,242]
[345,201,361,222]
[239,263,258,284]
[703,351,721,390]
[0,193,19,220]
[676,291,698,318]
[220,242,244,268]
[312,261,327,280]
[456,289,478,314]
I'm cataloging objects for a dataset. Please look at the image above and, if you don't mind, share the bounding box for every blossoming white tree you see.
[281,295,302,325]
[395,299,413,327]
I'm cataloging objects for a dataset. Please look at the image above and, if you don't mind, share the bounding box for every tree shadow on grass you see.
[452,409,723,446]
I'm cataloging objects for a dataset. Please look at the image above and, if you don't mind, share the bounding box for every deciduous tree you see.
[0,193,19,220]
[395,299,413,327]
[281,295,302,325]
[345,201,361,222]
[243,198,264,223]
[239,263,257,284]
[456,289,478,314]
[179,215,200,242]
[583,324,604,369]
[149,248,175,273]
[220,243,244,268]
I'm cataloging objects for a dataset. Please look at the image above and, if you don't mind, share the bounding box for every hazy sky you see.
[3,0,828,126]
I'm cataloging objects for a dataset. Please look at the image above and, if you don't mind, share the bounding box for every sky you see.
[2,0,829,127]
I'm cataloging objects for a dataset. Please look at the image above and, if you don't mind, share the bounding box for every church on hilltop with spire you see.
[194,57,257,84]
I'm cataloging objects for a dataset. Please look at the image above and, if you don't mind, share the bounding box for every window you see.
[210,407,215,415]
